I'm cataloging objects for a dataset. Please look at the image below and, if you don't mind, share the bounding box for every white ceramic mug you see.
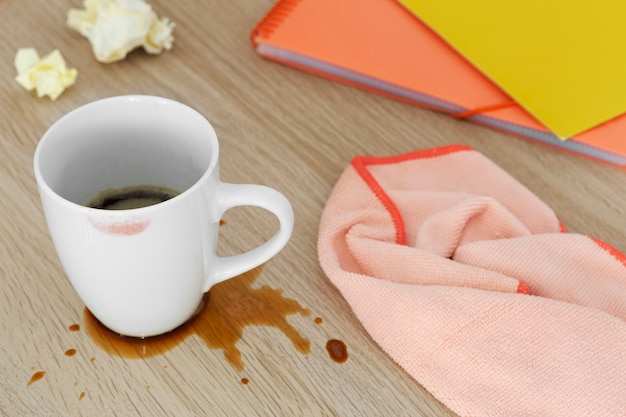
[34,95,294,338]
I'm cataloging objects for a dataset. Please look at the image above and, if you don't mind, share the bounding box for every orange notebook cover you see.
[250,0,626,168]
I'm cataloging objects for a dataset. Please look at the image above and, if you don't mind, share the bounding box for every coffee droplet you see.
[314,317,323,325]
[68,324,80,332]
[79,392,86,400]
[64,348,77,357]
[84,266,311,371]
[326,339,348,363]
[241,378,249,385]
[27,371,46,386]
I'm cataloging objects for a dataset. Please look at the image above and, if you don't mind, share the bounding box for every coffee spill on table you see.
[326,339,348,363]
[27,371,46,386]
[84,266,311,371]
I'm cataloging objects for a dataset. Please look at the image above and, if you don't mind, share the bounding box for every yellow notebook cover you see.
[397,0,626,138]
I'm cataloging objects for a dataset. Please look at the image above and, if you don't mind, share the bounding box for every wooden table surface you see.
[1,1,625,416]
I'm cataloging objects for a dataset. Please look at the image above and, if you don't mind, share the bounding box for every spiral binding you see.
[250,0,302,48]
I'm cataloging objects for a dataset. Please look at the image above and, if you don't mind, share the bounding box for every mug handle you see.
[203,182,294,291]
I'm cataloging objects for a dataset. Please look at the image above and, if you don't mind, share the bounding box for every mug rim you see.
[33,95,219,214]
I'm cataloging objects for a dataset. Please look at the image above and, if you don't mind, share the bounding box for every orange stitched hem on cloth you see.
[516,282,531,294]
[351,144,473,246]
[591,238,626,267]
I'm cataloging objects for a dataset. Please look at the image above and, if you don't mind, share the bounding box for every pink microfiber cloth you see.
[318,144,626,417]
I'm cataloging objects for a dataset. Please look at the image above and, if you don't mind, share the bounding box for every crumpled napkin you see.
[14,48,77,100]
[67,0,175,63]
[318,144,626,417]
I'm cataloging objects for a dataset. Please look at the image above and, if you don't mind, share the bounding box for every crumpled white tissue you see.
[14,48,77,100]
[67,0,175,63]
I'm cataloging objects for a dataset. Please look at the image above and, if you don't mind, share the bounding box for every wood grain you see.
[1,0,625,416]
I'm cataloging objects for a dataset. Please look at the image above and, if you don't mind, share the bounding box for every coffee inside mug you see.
[36,99,216,207]
[87,184,181,210]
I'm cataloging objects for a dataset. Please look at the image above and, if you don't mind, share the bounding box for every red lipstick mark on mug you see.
[89,218,151,236]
